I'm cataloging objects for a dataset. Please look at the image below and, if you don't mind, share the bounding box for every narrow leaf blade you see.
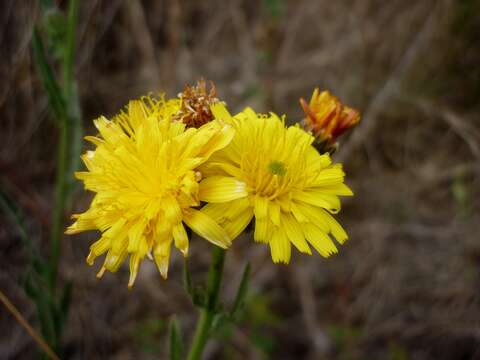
[31,27,68,124]
[168,316,183,360]
[230,262,251,318]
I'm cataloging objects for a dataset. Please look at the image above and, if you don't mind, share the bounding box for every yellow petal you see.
[128,219,147,253]
[153,237,173,279]
[269,201,281,226]
[104,218,127,239]
[295,203,329,232]
[254,218,269,243]
[200,202,231,223]
[303,223,338,257]
[180,119,234,161]
[93,116,124,144]
[199,176,248,203]
[87,236,111,265]
[290,201,308,223]
[172,222,189,256]
[127,100,148,130]
[211,102,233,123]
[128,253,142,288]
[137,235,149,258]
[282,213,311,255]
[183,209,231,249]
[277,195,291,212]
[269,227,291,264]
[292,190,340,214]
[104,247,128,272]
[163,195,182,224]
[222,197,250,219]
[305,151,332,172]
[155,254,170,279]
[319,209,349,244]
[223,208,254,240]
[66,215,96,234]
[254,195,269,219]
[200,122,235,159]
[145,200,163,220]
[311,183,353,196]
[202,161,243,178]
[84,135,103,146]
[310,166,345,187]
[154,213,172,239]
[96,266,106,279]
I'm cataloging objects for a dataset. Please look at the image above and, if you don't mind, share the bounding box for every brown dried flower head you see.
[174,79,221,128]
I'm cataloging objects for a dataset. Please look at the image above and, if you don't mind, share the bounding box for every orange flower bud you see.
[300,89,360,152]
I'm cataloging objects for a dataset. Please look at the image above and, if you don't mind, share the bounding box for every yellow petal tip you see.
[96,266,106,278]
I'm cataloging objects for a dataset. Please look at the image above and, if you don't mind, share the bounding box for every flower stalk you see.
[187,246,225,360]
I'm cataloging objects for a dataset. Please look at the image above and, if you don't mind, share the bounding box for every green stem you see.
[63,0,83,199]
[47,0,80,292]
[187,246,225,360]
[63,0,78,101]
[49,121,68,291]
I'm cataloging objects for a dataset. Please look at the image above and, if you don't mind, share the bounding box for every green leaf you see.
[229,262,251,319]
[0,190,30,246]
[211,312,229,334]
[22,273,38,299]
[0,189,47,273]
[60,281,73,320]
[32,256,49,280]
[31,27,68,125]
[52,281,73,337]
[182,259,193,296]
[183,260,208,308]
[192,286,207,308]
[249,329,275,355]
[263,0,285,19]
[34,286,58,351]
[42,9,68,59]
[168,316,183,360]
[39,0,55,12]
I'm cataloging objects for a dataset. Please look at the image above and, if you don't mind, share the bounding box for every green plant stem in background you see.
[187,246,225,360]
[49,121,68,291]
[63,0,77,101]
[24,0,81,356]
[34,0,81,291]
[63,0,83,193]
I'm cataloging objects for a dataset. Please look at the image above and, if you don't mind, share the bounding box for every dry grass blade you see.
[419,101,480,159]
[337,2,438,162]
[0,290,60,360]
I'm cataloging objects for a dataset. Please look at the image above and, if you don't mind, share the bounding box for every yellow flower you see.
[300,89,360,151]
[66,96,235,287]
[198,104,353,263]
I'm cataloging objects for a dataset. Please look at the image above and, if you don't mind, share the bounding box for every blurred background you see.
[1,0,479,359]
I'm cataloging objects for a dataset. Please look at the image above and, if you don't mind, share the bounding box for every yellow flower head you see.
[66,96,235,287]
[198,104,353,263]
[300,88,360,151]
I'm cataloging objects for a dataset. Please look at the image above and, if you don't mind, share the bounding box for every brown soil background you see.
[1,0,479,359]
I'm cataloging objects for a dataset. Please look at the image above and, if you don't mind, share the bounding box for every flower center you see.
[268,160,287,176]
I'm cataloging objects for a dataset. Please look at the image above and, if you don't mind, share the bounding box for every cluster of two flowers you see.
[66,81,360,288]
